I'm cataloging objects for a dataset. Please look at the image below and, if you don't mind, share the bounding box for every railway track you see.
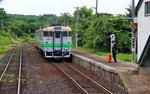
[0,46,23,94]
[52,61,113,94]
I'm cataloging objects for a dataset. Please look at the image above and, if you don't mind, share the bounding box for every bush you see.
[0,30,12,52]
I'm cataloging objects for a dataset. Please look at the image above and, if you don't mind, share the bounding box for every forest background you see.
[0,6,133,61]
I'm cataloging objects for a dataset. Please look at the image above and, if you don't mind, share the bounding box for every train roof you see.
[37,26,72,32]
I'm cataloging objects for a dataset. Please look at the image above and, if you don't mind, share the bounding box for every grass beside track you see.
[0,44,15,53]
[77,47,133,62]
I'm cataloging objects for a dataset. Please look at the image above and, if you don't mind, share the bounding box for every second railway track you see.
[0,46,23,94]
[52,61,113,94]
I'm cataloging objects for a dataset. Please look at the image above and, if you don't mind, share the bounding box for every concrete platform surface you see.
[72,49,150,94]
[72,49,138,73]
[72,50,150,94]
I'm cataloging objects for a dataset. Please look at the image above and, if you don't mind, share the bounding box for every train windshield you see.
[44,32,48,37]
[50,32,53,37]
[55,32,60,38]
[63,31,71,37]
[44,31,53,37]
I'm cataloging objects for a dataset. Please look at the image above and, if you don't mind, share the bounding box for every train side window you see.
[44,32,48,37]
[63,31,67,37]
[55,32,60,38]
[50,32,53,37]
[68,32,71,36]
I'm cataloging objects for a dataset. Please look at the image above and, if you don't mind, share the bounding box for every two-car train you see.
[35,26,72,60]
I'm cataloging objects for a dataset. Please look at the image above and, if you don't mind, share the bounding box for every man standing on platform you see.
[112,41,117,63]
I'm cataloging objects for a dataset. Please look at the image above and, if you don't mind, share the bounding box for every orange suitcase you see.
[106,54,112,63]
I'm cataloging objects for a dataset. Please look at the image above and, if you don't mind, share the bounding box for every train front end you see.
[43,26,72,59]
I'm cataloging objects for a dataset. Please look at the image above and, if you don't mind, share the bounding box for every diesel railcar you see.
[35,26,72,60]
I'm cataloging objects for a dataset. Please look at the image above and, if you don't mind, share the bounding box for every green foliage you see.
[117,53,132,62]
[0,6,132,54]
[0,8,7,20]
[71,7,132,53]
[5,14,40,37]
[58,13,73,26]
[93,15,131,52]
[74,6,93,18]
[22,33,34,42]
[0,30,12,52]
[78,47,132,62]
[116,32,131,53]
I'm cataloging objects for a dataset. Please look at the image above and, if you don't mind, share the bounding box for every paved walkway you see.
[72,49,138,73]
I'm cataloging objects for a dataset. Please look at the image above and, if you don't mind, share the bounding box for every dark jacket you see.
[112,42,117,54]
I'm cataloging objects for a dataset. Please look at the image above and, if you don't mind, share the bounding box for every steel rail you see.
[0,47,16,81]
[64,62,113,94]
[17,46,23,94]
[52,62,88,94]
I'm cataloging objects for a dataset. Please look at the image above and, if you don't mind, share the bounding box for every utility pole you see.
[92,0,98,15]
[122,0,137,63]
[132,0,135,17]
[131,0,136,63]
[74,7,79,49]
[96,0,98,15]
[55,16,58,25]
[64,13,66,26]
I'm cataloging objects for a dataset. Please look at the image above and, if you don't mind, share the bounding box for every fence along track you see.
[0,46,23,94]
[52,61,113,94]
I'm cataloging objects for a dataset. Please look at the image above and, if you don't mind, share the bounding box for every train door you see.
[53,31,62,56]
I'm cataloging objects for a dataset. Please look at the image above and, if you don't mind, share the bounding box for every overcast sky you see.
[0,0,138,16]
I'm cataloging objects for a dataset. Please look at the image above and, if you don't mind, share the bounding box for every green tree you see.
[0,8,7,20]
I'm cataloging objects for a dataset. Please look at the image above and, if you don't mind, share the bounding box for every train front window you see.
[68,32,71,36]
[63,31,71,37]
[44,32,48,37]
[55,32,60,38]
[50,32,53,37]
[44,31,53,37]
[63,31,67,37]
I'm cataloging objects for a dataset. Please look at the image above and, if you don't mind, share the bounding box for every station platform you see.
[72,49,139,73]
[72,49,150,94]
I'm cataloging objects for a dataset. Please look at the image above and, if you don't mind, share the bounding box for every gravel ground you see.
[126,67,150,94]
[54,63,104,93]
[1,42,149,94]
[22,42,80,94]
[68,63,122,93]
[0,47,20,94]
[0,49,13,74]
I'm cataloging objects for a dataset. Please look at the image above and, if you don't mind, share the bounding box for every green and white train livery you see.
[35,26,72,59]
